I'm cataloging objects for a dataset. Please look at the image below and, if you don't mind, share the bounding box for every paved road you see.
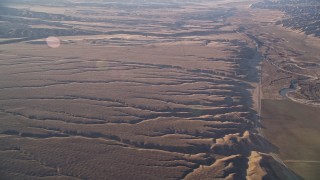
[252,38,289,168]
[284,160,320,163]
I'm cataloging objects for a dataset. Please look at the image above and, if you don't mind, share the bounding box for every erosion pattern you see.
[0,0,299,179]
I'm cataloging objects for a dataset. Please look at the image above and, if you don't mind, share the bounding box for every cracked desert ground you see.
[0,0,319,179]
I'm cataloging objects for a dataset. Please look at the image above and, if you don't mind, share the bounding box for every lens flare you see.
[46,37,61,48]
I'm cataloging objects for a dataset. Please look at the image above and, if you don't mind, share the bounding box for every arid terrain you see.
[249,0,320,180]
[0,0,319,179]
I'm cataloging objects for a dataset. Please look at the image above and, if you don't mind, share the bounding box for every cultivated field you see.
[261,100,320,180]
[250,1,320,179]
